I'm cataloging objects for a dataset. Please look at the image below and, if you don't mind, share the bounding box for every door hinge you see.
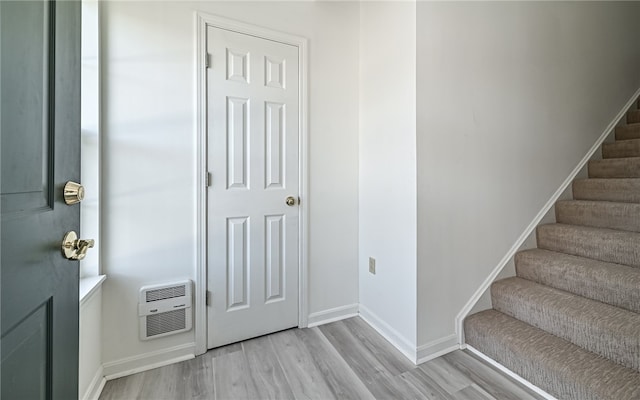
[206,290,212,306]
[206,172,212,187]
[205,53,211,69]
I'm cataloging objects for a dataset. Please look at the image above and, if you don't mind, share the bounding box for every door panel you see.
[226,96,249,189]
[0,0,53,214]
[227,216,249,310]
[1,302,50,400]
[265,214,284,303]
[207,27,299,348]
[265,102,285,189]
[1,1,81,399]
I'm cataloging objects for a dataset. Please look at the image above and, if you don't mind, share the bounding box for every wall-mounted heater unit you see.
[138,280,192,340]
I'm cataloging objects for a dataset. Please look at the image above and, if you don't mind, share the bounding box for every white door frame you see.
[194,12,309,356]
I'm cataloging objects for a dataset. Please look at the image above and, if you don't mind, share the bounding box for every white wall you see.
[358,1,417,356]
[100,1,360,370]
[416,2,640,345]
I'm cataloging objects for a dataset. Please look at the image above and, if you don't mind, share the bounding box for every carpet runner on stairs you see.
[616,124,640,141]
[572,178,640,203]
[465,100,640,400]
[588,157,640,178]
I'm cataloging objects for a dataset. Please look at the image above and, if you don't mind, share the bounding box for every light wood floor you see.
[100,317,544,400]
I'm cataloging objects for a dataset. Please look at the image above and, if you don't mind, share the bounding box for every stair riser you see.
[588,158,640,178]
[628,110,640,124]
[602,140,640,158]
[515,250,640,313]
[555,201,640,232]
[491,279,640,371]
[537,225,640,268]
[572,179,640,203]
[615,125,640,141]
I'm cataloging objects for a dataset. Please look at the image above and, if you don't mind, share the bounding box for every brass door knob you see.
[285,196,296,206]
[62,231,95,260]
[64,181,85,205]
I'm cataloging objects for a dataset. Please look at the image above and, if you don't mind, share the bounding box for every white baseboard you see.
[465,345,558,400]
[358,304,417,364]
[416,334,459,365]
[454,86,640,344]
[81,366,106,400]
[309,304,459,367]
[307,303,359,328]
[103,342,195,380]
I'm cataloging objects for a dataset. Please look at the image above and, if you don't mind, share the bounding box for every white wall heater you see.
[138,280,192,340]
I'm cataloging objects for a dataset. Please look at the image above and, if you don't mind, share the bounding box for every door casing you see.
[195,13,309,356]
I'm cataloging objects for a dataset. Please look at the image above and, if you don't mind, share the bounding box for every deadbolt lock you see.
[62,231,95,261]
[64,181,85,205]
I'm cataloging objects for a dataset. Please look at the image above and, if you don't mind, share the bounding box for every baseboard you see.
[358,304,417,364]
[307,303,359,328]
[310,304,458,366]
[454,87,640,344]
[416,334,459,365]
[465,345,558,400]
[103,342,195,380]
[81,365,106,400]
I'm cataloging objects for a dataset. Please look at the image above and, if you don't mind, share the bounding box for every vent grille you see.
[145,285,186,302]
[146,309,186,337]
[139,280,192,340]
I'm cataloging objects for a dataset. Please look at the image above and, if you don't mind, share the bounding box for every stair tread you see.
[588,157,640,178]
[465,310,640,400]
[516,249,640,313]
[491,277,640,371]
[615,124,640,141]
[558,198,640,208]
[606,137,640,144]
[628,110,640,124]
[555,199,640,232]
[538,221,640,237]
[603,139,640,159]
[573,178,640,203]
[537,223,640,268]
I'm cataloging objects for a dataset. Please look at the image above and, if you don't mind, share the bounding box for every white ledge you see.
[80,274,106,306]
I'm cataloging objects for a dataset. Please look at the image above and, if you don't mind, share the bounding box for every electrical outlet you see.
[369,257,376,275]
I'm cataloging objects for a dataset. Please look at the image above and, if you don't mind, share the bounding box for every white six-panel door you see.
[206,26,299,348]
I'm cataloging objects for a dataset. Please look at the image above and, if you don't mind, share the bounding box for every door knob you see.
[285,196,296,206]
[61,231,95,260]
[64,181,85,205]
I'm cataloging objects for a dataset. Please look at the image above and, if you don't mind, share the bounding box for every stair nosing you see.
[539,221,640,235]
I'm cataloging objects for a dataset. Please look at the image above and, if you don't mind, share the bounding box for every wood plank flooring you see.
[100,317,544,400]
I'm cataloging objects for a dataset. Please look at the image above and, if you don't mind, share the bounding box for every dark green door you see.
[1,1,81,399]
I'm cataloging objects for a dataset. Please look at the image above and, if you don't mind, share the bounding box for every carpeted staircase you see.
[464,99,640,400]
